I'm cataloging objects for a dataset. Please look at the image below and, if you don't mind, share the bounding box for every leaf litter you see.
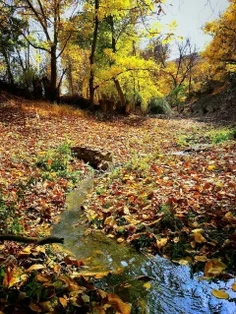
[0,98,235,311]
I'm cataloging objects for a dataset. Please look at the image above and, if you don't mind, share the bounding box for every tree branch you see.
[0,235,64,245]
[21,32,50,52]
[57,34,72,59]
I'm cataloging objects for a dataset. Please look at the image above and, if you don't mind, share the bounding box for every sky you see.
[158,0,230,56]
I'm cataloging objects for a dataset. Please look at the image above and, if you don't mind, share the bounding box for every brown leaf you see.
[204,259,226,277]
[107,293,131,314]
[29,302,42,312]
[25,264,45,273]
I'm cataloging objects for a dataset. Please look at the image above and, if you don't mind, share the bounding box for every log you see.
[71,146,113,170]
[0,235,64,245]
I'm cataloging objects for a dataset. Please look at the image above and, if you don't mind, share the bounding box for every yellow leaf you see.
[143,282,151,289]
[79,271,110,279]
[19,247,32,257]
[232,282,236,292]
[104,216,115,225]
[208,165,216,170]
[99,289,107,299]
[156,238,168,250]
[173,257,192,265]
[211,289,229,299]
[194,232,207,243]
[195,256,209,262]
[59,297,68,308]
[117,237,125,243]
[204,259,226,277]
[107,293,131,314]
[25,264,45,273]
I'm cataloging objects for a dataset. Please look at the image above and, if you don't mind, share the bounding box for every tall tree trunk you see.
[50,45,57,102]
[113,78,126,110]
[89,0,99,110]
[2,48,14,85]
[68,59,74,95]
[110,16,126,110]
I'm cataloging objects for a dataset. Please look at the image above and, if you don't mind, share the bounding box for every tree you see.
[1,0,79,101]
[0,3,26,84]
[203,0,236,67]
[161,38,198,111]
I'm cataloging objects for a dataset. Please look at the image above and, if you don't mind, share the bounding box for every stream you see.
[52,176,236,314]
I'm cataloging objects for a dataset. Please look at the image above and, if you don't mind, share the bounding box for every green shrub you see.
[36,142,72,172]
[148,97,171,114]
[212,129,236,144]
[206,128,236,144]
[0,190,24,234]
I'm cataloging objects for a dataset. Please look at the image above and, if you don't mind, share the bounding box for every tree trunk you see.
[110,16,126,111]
[89,0,99,110]
[68,59,74,95]
[2,48,14,85]
[50,46,57,102]
[113,78,126,110]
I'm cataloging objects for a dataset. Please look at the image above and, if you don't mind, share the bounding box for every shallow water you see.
[52,177,236,314]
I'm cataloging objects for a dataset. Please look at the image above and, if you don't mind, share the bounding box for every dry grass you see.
[20,100,88,118]
[0,91,88,118]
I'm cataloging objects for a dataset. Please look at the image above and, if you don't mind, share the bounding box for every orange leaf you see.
[59,297,68,308]
[2,266,22,288]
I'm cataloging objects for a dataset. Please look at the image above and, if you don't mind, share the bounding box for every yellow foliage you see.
[203,0,236,69]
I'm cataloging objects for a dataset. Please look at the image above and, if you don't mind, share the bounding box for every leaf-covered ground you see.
[0,96,235,312]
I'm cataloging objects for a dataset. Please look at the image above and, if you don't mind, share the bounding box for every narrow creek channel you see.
[52,175,236,314]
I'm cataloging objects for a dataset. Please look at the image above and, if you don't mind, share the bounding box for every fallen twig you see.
[0,235,64,245]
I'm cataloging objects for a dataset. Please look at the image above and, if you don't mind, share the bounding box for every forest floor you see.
[0,95,235,313]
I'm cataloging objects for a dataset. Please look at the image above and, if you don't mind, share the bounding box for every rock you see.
[71,146,113,170]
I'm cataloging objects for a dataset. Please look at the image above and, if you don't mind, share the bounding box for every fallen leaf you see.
[25,264,45,273]
[193,232,207,243]
[2,266,22,288]
[156,238,168,250]
[232,282,236,292]
[117,237,125,243]
[204,259,226,277]
[208,165,216,171]
[195,255,208,262]
[59,297,68,308]
[143,282,151,289]
[211,289,229,299]
[29,302,42,312]
[107,293,131,314]
[36,274,49,283]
